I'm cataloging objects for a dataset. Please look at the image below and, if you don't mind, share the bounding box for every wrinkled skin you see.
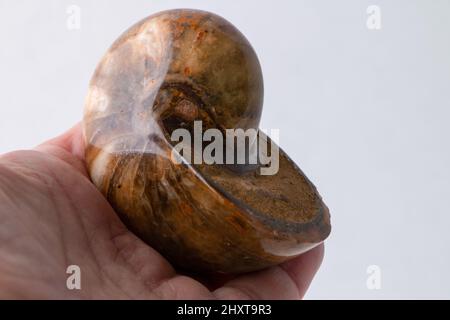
[0,123,324,299]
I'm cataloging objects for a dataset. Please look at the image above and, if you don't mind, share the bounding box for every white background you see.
[1,0,449,299]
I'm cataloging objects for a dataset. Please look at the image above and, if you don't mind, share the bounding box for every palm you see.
[0,125,324,299]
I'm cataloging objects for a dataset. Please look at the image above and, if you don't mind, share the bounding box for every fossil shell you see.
[83,9,331,274]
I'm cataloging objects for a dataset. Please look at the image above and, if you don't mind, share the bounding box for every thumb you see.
[35,122,87,175]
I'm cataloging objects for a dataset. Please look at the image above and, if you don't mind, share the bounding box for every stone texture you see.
[83,9,331,274]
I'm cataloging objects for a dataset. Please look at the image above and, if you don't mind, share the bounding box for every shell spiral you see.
[83,9,331,274]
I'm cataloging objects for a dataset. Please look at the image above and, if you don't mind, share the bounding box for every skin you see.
[0,123,324,299]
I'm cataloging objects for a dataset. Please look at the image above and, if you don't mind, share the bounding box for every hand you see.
[0,124,324,299]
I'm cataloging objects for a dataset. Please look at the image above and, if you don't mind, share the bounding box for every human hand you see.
[0,124,324,299]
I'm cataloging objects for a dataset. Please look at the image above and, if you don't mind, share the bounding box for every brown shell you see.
[83,9,331,274]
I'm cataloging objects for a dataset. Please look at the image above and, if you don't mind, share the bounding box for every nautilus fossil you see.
[83,9,331,274]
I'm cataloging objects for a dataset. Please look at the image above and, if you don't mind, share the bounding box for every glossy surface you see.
[83,9,331,274]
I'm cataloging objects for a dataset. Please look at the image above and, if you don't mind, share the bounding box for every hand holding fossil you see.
[0,124,324,299]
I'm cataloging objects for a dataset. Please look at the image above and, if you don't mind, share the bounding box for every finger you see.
[279,243,325,298]
[213,243,325,300]
[34,123,87,175]
[38,122,85,160]
[182,270,237,291]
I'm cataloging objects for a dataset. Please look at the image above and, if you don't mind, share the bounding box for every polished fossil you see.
[83,9,331,274]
